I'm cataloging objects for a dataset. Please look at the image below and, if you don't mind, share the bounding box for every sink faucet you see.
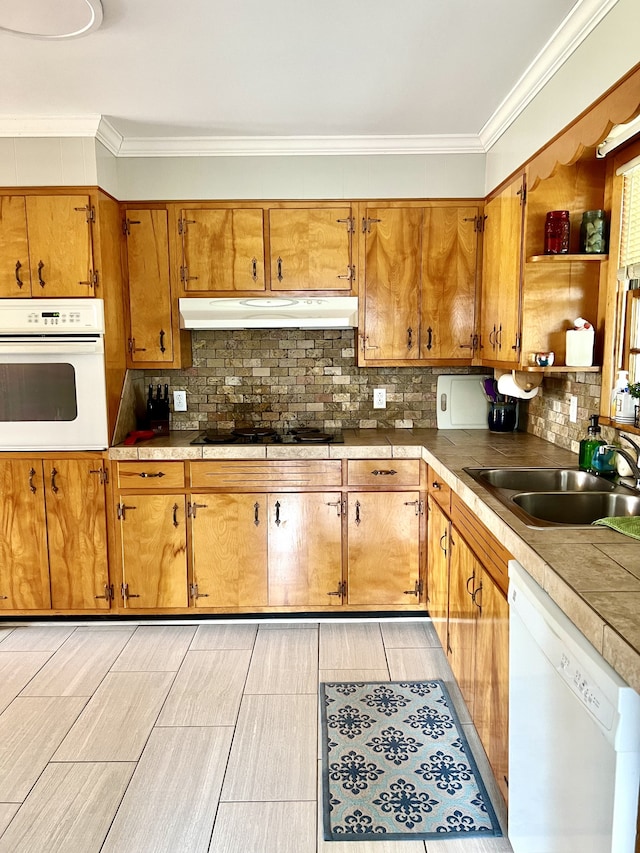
[597,435,640,489]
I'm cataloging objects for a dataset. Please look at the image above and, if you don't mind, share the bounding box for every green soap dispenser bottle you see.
[578,414,608,473]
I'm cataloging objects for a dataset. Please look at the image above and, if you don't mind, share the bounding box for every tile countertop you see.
[110,428,640,693]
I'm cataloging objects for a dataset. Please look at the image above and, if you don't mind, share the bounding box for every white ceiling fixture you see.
[0,0,102,40]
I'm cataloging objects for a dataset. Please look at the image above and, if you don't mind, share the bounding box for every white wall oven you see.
[0,299,108,451]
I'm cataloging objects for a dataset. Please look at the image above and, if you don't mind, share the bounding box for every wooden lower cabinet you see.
[268,492,343,606]
[0,459,50,609]
[190,493,268,607]
[0,458,110,611]
[447,529,479,717]
[45,459,110,610]
[426,496,449,648]
[347,491,422,606]
[474,566,509,802]
[118,494,188,608]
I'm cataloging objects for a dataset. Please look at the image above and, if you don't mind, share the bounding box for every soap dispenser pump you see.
[579,414,611,474]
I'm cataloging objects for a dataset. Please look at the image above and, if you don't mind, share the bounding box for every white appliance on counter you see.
[0,299,108,450]
[508,560,640,853]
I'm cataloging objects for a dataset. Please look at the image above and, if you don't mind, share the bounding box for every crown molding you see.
[95,117,124,155]
[113,133,485,158]
[479,0,620,150]
[0,115,102,137]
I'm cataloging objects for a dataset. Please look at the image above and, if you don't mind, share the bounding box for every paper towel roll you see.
[497,372,539,399]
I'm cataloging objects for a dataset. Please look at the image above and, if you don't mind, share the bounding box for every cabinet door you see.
[180,208,265,292]
[0,196,31,297]
[268,492,342,606]
[269,208,353,291]
[119,494,188,608]
[44,460,110,610]
[421,207,478,359]
[347,491,420,605]
[474,567,509,803]
[426,496,449,649]
[362,208,422,360]
[447,530,479,717]
[25,195,95,296]
[481,177,524,364]
[0,460,50,609]
[125,209,175,364]
[190,493,268,607]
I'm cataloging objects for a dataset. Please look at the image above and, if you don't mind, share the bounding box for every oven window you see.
[0,363,78,421]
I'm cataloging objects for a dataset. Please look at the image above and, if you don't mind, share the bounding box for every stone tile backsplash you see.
[140,329,606,451]
[141,329,485,432]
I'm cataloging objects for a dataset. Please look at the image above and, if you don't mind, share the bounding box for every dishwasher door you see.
[508,560,640,853]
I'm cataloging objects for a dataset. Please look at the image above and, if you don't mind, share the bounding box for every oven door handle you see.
[0,341,103,355]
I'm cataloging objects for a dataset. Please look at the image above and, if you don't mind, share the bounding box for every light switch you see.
[569,395,578,423]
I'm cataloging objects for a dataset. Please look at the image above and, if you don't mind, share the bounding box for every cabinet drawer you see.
[189,460,342,489]
[116,462,185,490]
[451,493,512,595]
[428,470,451,514]
[347,459,420,487]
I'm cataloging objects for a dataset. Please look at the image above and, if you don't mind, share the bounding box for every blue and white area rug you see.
[320,680,503,841]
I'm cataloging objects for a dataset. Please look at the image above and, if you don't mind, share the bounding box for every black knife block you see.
[147,397,170,436]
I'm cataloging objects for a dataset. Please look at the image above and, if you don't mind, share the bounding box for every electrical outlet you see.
[173,390,187,412]
[373,388,386,409]
[569,395,578,423]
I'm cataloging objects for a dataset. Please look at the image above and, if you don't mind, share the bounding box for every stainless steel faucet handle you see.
[621,433,640,456]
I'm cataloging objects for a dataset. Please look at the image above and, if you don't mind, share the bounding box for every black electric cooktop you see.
[190,426,344,446]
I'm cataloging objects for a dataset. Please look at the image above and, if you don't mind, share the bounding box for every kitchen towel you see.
[320,680,503,840]
[592,516,640,540]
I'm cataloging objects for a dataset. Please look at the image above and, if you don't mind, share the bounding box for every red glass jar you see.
[544,210,570,254]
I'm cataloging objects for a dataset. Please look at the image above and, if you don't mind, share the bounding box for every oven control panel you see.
[0,299,105,334]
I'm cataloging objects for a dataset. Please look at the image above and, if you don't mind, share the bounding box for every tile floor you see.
[0,619,512,853]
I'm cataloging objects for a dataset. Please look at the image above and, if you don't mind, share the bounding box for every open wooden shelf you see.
[521,365,601,373]
[526,253,607,263]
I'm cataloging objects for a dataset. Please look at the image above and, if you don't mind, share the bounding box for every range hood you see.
[179,297,358,330]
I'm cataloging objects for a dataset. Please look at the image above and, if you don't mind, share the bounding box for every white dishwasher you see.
[508,560,640,853]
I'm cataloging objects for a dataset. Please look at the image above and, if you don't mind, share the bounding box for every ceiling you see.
[0,0,620,156]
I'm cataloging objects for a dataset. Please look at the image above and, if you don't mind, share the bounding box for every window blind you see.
[619,163,640,279]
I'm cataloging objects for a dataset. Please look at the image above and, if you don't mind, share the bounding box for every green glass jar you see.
[580,210,607,254]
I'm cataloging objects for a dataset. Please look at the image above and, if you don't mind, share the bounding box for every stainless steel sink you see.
[463,466,639,527]
[465,467,617,493]
[513,491,640,526]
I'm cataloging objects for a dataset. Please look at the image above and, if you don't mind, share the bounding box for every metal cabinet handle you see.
[159,329,166,353]
[274,500,281,526]
[471,583,483,611]
[407,327,413,350]
[254,501,260,526]
[489,326,496,347]
[439,531,447,556]
[432,480,441,490]
[355,500,361,526]
[172,503,179,527]
[28,467,37,494]
[251,257,258,281]
[276,257,283,282]
[15,260,24,289]
[50,468,59,493]
[139,471,165,479]
[371,469,397,476]
[37,260,45,288]
[426,327,433,351]
[466,575,475,595]
[496,324,503,350]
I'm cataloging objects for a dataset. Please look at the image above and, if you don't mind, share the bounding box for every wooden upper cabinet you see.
[480,176,524,365]
[25,195,95,296]
[269,207,354,291]
[0,196,31,297]
[421,207,478,359]
[361,207,422,360]
[179,208,265,292]
[124,208,175,364]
